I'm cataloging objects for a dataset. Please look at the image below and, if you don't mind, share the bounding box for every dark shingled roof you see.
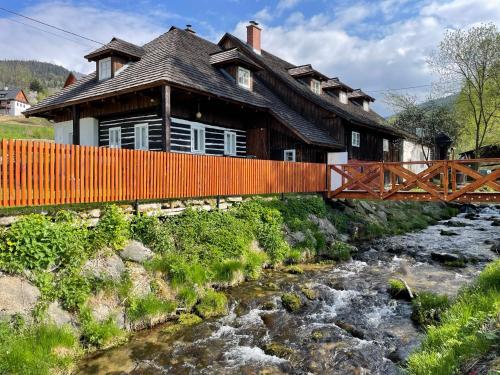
[0,87,23,100]
[84,37,145,61]
[322,77,353,92]
[221,33,402,137]
[288,64,328,80]
[26,27,340,148]
[209,48,261,70]
[348,89,375,102]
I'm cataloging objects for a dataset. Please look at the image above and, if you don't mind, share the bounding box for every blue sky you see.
[1,0,499,115]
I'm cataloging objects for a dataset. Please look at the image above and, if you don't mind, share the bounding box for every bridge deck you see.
[328,159,500,203]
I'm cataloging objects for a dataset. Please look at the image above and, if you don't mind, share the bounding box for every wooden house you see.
[0,87,30,116]
[24,22,403,162]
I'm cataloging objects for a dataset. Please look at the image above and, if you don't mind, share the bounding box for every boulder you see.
[120,240,154,263]
[491,218,500,227]
[443,220,467,227]
[440,229,458,236]
[0,276,40,321]
[82,253,125,281]
[127,263,152,299]
[87,209,101,218]
[47,302,72,327]
[87,291,126,329]
[431,252,461,263]
[0,216,18,226]
[308,214,337,242]
[490,240,500,255]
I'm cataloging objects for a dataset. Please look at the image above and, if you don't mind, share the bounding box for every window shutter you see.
[134,126,140,149]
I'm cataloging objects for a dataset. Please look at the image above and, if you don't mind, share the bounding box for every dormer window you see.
[98,57,111,81]
[339,91,348,104]
[311,79,321,95]
[237,67,251,90]
[363,100,370,111]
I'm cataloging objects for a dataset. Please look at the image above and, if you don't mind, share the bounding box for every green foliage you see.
[0,321,76,375]
[0,213,87,272]
[0,117,54,140]
[300,286,317,300]
[411,292,450,326]
[243,250,268,280]
[324,241,353,262]
[211,259,244,283]
[127,294,176,322]
[195,290,228,319]
[281,292,302,312]
[130,214,174,253]
[178,313,203,326]
[90,205,129,251]
[285,265,304,274]
[388,279,406,296]
[263,342,295,359]
[79,307,124,348]
[57,269,91,311]
[407,260,500,375]
[285,248,303,265]
[176,286,198,310]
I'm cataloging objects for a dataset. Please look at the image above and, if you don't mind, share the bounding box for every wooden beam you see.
[72,105,80,145]
[161,85,171,151]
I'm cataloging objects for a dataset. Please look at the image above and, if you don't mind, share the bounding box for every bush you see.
[130,214,173,253]
[211,259,244,284]
[285,248,303,265]
[324,241,353,261]
[0,213,87,272]
[281,292,302,312]
[176,286,198,310]
[58,269,92,311]
[243,250,268,280]
[90,205,129,251]
[0,321,76,375]
[195,290,228,319]
[79,307,124,348]
[411,292,450,326]
[127,294,176,322]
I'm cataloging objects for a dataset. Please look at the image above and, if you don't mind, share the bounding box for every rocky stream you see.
[78,205,499,375]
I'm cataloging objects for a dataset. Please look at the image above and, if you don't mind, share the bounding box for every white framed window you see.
[311,79,321,95]
[98,57,112,80]
[363,100,370,111]
[352,131,360,147]
[284,149,296,162]
[109,127,121,149]
[237,66,251,90]
[383,138,389,152]
[134,123,149,150]
[191,124,205,153]
[339,91,348,104]
[224,130,237,156]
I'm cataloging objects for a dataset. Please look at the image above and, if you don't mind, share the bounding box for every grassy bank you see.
[0,116,53,140]
[407,260,500,375]
[0,197,456,373]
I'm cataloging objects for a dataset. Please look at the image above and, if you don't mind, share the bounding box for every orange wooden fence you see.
[0,140,327,208]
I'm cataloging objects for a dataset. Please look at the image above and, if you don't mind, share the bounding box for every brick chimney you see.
[246,21,261,54]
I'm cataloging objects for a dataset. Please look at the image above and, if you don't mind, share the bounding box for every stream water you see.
[77,205,499,375]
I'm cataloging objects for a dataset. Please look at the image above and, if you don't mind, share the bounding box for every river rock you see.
[443,220,467,227]
[82,253,125,281]
[440,229,458,236]
[120,240,154,263]
[87,291,126,328]
[491,218,500,227]
[47,302,73,327]
[0,216,18,226]
[127,263,151,298]
[489,239,500,254]
[0,276,40,321]
[334,320,365,339]
[308,214,337,241]
[431,252,461,263]
[464,213,479,220]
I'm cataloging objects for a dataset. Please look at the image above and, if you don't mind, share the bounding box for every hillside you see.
[0,60,76,102]
[418,94,458,110]
[0,116,53,140]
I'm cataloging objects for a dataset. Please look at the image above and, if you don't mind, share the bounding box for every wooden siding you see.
[0,139,327,208]
[170,118,246,157]
[99,112,163,151]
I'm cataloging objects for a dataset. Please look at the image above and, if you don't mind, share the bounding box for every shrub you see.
[243,250,268,280]
[211,259,244,284]
[411,292,450,326]
[147,254,209,287]
[256,210,290,264]
[176,286,198,310]
[195,290,228,319]
[324,241,353,262]
[281,292,302,312]
[130,214,173,253]
[57,269,91,311]
[79,307,124,348]
[285,248,303,265]
[0,321,77,375]
[127,294,177,322]
[0,214,87,272]
[90,205,129,251]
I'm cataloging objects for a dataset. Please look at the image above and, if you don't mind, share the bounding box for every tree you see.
[385,93,460,160]
[428,23,500,157]
[29,79,45,93]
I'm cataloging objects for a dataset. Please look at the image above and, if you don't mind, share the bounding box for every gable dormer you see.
[210,47,262,91]
[84,37,144,81]
[348,89,375,111]
[322,77,354,104]
[288,64,328,95]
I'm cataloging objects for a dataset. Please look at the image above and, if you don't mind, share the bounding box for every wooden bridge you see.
[327,159,500,203]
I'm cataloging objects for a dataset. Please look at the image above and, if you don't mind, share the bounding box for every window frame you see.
[224,130,237,156]
[98,57,112,81]
[109,126,121,149]
[383,138,389,152]
[237,66,251,90]
[134,123,149,150]
[351,131,360,148]
[339,91,348,104]
[284,149,296,162]
[190,124,206,154]
[311,79,322,95]
[363,100,370,111]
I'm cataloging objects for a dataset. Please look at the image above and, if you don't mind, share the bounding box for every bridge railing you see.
[328,159,500,203]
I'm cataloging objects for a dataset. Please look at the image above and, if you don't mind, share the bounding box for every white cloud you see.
[234,0,500,115]
[277,0,301,13]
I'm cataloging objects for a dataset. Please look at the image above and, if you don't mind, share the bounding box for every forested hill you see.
[0,60,71,94]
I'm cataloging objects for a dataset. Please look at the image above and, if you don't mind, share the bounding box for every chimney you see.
[185,24,196,34]
[246,21,261,54]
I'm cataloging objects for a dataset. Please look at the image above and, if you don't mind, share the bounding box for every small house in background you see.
[63,72,84,88]
[0,87,31,116]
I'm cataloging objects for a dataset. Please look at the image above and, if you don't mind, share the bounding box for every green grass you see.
[407,260,500,375]
[0,321,77,375]
[79,307,125,348]
[0,116,53,140]
[281,292,302,312]
[194,290,228,319]
[411,292,450,326]
[127,294,177,323]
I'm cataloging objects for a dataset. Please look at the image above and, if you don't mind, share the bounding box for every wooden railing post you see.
[443,160,449,201]
[379,162,384,198]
